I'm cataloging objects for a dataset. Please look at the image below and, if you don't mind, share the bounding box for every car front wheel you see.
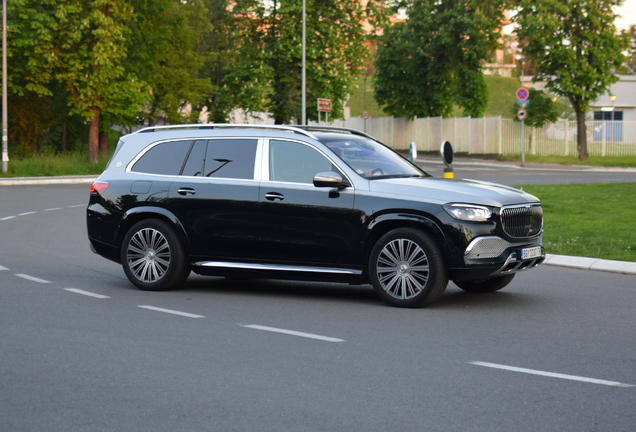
[121,219,190,291]
[369,228,448,308]
[453,274,515,293]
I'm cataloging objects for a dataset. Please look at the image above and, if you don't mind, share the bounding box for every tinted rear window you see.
[132,140,192,175]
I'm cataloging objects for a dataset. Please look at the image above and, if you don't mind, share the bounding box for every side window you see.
[131,140,192,175]
[203,139,258,179]
[269,140,335,184]
[181,140,207,176]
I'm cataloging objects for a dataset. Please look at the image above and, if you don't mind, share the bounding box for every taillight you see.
[90,181,109,195]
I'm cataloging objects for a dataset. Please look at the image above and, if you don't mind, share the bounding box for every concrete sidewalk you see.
[1,174,635,277]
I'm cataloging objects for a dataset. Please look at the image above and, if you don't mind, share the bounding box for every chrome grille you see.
[501,204,543,238]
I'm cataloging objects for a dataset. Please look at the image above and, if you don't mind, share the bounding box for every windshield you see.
[320,137,428,179]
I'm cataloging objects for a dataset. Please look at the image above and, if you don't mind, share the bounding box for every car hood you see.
[369,176,540,207]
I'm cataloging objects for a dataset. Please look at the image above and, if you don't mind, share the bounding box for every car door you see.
[167,138,262,261]
[258,139,359,267]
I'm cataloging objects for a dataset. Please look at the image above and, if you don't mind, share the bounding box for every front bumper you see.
[450,235,544,282]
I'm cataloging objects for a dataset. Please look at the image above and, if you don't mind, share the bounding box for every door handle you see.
[265,192,284,201]
[178,187,196,196]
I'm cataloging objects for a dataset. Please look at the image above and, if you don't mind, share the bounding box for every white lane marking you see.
[15,274,52,284]
[470,361,634,388]
[64,288,110,299]
[18,211,36,216]
[0,265,8,271]
[138,305,205,318]
[1,216,16,220]
[43,208,61,212]
[68,204,85,208]
[241,324,345,343]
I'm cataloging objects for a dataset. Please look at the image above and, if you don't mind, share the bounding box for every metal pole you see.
[301,0,306,125]
[521,119,525,167]
[2,0,8,173]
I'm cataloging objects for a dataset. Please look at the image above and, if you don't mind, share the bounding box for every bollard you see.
[409,142,417,163]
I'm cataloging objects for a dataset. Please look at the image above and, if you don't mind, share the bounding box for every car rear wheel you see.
[369,228,448,308]
[121,219,190,291]
[453,274,515,293]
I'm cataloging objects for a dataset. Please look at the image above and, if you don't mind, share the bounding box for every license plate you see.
[521,246,542,260]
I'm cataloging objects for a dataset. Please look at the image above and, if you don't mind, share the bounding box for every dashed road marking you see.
[43,208,61,212]
[15,274,51,284]
[68,204,85,208]
[1,216,16,220]
[138,305,205,318]
[0,265,8,271]
[64,288,110,299]
[18,211,36,216]
[241,324,345,343]
[470,361,634,388]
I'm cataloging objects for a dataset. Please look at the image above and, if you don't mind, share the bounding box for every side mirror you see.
[313,171,347,188]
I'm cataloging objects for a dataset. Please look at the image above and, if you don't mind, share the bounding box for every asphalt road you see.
[1,184,635,432]
[414,157,636,186]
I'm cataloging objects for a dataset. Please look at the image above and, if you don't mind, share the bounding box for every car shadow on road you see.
[180,275,382,306]
[175,275,544,310]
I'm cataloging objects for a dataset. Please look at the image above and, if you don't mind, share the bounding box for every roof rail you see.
[133,124,317,140]
[293,125,376,140]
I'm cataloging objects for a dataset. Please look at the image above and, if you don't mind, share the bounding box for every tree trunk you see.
[62,123,67,152]
[88,107,100,164]
[576,109,588,160]
[99,130,109,154]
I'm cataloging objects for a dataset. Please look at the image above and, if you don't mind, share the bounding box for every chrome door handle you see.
[178,187,196,196]
[265,192,284,201]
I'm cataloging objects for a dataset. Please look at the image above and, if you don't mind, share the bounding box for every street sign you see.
[517,108,527,121]
[317,98,332,112]
[362,110,370,120]
[516,100,529,106]
[516,88,529,101]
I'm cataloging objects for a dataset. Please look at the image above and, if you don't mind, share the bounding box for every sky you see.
[615,0,636,30]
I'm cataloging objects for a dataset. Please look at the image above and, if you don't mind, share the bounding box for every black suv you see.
[87,125,544,307]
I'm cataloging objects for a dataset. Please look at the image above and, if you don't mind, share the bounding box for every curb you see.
[543,254,636,276]
[0,175,98,186]
[414,157,636,173]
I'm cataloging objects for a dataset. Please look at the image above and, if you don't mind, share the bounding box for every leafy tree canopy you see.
[515,0,630,159]
[373,0,506,119]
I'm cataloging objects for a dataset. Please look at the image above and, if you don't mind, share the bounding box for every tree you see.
[515,0,630,160]
[127,0,216,126]
[373,0,506,119]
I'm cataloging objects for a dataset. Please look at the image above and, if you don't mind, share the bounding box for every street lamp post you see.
[362,71,369,133]
[301,0,306,125]
[2,0,8,173]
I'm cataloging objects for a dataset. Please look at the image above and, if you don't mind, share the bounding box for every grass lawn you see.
[0,151,112,178]
[519,183,636,262]
[499,154,636,168]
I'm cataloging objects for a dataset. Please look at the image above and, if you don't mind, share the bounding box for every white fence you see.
[314,116,636,157]
[226,109,636,157]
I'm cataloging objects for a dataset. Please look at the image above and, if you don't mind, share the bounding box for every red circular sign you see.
[516,88,529,101]
[362,110,370,120]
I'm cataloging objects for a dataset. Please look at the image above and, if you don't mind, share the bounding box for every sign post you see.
[516,88,529,167]
[317,98,332,124]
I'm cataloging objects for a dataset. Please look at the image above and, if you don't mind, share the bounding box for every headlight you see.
[444,204,492,221]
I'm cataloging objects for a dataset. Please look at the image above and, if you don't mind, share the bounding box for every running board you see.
[193,261,362,275]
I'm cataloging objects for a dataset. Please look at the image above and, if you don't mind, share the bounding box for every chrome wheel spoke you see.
[126,228,170,284]
[376,238,429,300]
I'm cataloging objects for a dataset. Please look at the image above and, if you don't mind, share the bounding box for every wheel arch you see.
[362,213,452,279]
[116,206,192,256]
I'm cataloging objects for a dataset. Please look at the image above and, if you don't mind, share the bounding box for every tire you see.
[120,219,190,291]
[453,274,515,293]
[369,228,448,308]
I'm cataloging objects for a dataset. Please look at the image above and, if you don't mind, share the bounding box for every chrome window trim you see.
[127,137,261,181]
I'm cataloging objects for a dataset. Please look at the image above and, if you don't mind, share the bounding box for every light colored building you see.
[522,74,636,121]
